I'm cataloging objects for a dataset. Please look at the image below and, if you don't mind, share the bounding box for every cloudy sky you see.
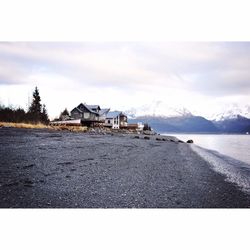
[0,42,250,119]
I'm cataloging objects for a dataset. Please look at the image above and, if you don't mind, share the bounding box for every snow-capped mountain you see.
[210,104,250,121]
[125,101,193,118]
[125,102,250,133]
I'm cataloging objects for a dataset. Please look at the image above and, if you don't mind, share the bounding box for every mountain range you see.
[126,102,250,133]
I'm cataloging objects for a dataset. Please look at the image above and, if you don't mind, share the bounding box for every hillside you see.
[213,115,250,133]
[129,115,219,133]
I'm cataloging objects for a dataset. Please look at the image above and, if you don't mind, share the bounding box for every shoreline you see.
[191,144,250,194]
[0,122,182,141]
[168,133,250,166]
[0,127,249,208]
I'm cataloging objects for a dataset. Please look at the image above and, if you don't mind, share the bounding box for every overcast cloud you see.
[0,42,250,118]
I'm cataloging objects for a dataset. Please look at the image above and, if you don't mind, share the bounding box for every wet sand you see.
[0,127,250,208]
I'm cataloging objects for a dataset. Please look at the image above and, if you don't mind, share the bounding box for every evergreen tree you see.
[28,86,42,123]
[143,123,151,131]
[41,104,49,124]
[62,108,69,116]
[15,107,26,123]
[0,87,49,124]
[0,106,26,123]
[59,108,69,120]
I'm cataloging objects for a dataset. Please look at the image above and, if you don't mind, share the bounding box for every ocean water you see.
[165,134,250,193]
[167,134,250,165]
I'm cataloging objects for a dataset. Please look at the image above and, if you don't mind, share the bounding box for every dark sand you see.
[0,128,250,208]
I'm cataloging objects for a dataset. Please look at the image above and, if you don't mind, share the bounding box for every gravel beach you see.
[0,127,250,208]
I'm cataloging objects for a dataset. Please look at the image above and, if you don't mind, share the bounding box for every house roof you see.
[77,103,99,115]
[86,105,100,110]
[71,104,127,118]
[71,107,83,113]
[99,108,110,116]
[106,111,122,119]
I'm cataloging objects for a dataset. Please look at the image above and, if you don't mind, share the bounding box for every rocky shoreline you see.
[0,127,249,208]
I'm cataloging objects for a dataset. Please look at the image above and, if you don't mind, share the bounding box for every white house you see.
[104,111,128,129]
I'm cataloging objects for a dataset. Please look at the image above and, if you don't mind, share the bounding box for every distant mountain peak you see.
[125,101,193,119]
[210,104,250,121]
[126,102,250,133]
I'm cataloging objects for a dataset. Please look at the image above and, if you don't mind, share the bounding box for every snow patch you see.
[125,100,192,118]
[209,104,250,121]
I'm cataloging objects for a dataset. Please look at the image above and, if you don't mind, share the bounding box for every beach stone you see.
[186,139,194,143]
[24,179,34,184]
[156,138,162,141]
[143,130,156,135]
[134,136,140,139]
[5,181,19,187]
[23,164,35,169]
[24,183,34,187]
[23,180,34,187]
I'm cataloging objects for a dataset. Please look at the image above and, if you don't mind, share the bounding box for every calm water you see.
[165,134,250,193]
[166,134,250,165]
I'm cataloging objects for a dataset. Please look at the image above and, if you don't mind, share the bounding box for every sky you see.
[0,42,250,119]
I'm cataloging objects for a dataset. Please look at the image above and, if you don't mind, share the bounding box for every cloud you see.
[1,42,250,94]
[1,42,250,118]
[0,59,30,85]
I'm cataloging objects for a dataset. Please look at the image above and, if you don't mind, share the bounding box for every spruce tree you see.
[59,108,69,120]
[41,104,49,124]
[28,87,42,123]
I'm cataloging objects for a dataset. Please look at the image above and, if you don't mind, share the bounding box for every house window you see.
[108,120,110,124]
[84,112,90,119]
